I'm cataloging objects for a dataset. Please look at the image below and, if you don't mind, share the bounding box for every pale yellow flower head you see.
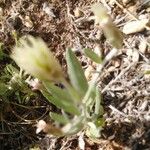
[91,3,110,25]
[91,3,123,49]
[11,36,64,82]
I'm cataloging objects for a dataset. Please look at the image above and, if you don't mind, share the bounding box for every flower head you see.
[11,36,63,82]
[91,3,109,24]
[91,3,123,49]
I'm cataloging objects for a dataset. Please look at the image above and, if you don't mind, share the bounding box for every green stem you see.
[92,48,118,84]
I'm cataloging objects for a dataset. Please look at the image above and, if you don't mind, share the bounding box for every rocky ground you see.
[0,0,150,149]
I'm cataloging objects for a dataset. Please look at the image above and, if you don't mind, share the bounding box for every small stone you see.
[36,120,47,134]
[112,58,121,68]
[139,39,147,53]
[109,0,116,5]
[146,7,150,13]
[123,19,149,34]
[124,118,131,123]
[24,16,33,28]
[144,114,150,121]
[74,7,82,18]
[43,2,55,18]
[94,44,102,56]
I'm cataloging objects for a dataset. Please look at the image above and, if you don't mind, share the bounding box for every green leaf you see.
[66,48,88,97]
[41,90,80,116]
[83,48,102,64]
[50,112,69,124]
[0,82,8,95]
[43,82,74,103]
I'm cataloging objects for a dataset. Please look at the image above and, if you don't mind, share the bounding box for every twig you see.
[10,102,47,109]
[101,62,134,93]
[109,105,127,117]
[11,108,49,123]
[92,48,118,85]
[114,0,150,30]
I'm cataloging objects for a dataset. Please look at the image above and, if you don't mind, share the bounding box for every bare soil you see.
[0,0,150,149]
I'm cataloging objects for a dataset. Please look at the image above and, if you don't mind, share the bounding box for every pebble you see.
[146,7,150,13]
[112,58,121,68]
[24,16,33,28]
[139,39,147,53]
[94,44,102,56]
[123,19,149,34]
[74,7,82,18]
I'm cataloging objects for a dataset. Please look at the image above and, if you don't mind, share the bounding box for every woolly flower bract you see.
[11,36,63,82]
[91,3,123,49]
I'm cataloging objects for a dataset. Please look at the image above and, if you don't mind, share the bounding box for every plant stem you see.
[92,48,118,85]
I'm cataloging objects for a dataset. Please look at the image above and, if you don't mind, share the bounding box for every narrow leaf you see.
[43,82,73,103]
[66,48,88,97]
[83,48,102,64]
[42,90,80,115]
